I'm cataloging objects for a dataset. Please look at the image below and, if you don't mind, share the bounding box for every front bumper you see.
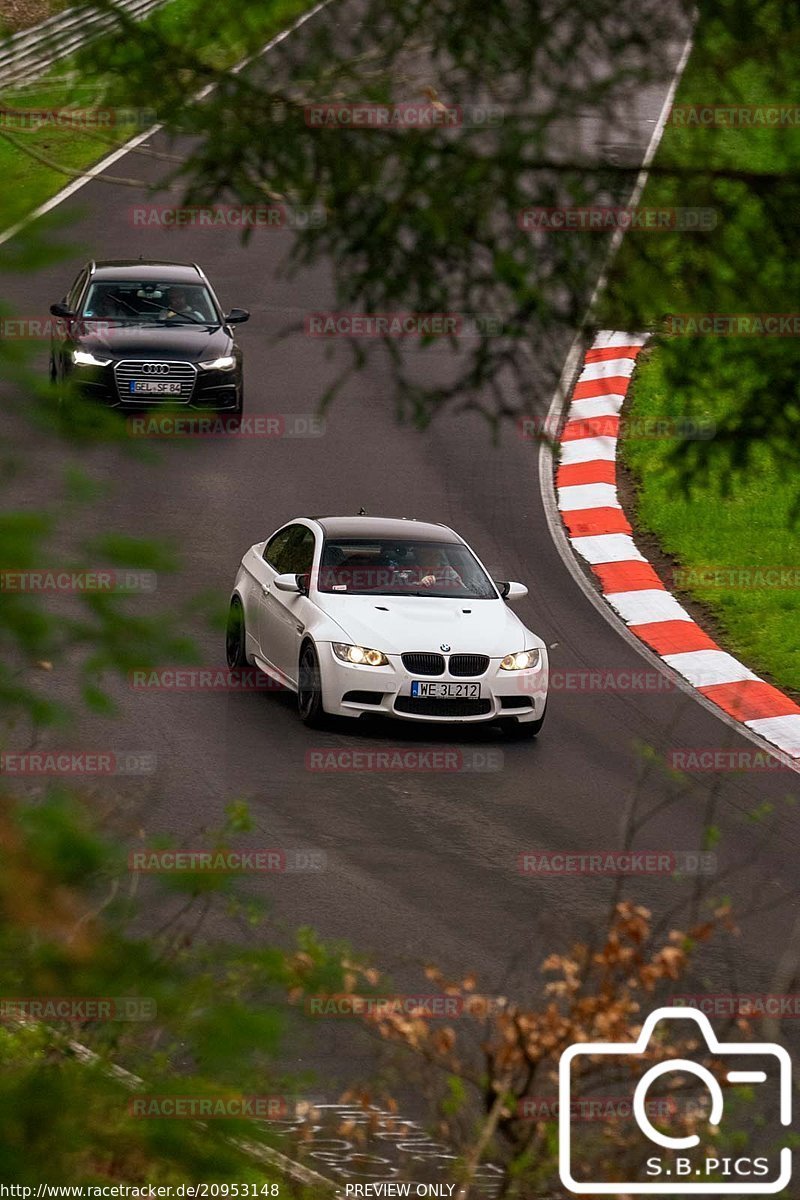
[318,644,548,724]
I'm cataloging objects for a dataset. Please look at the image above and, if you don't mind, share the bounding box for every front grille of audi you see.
[114,360,197,403]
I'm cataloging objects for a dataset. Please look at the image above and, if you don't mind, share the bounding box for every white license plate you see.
[130,380,182,395]
[411,681,481,699]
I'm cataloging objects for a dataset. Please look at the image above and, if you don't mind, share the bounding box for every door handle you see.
[261,584,270,595]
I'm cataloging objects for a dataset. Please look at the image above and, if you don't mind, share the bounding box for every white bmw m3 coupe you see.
[226,516,548,737]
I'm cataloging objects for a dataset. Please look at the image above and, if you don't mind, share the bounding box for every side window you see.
[283,527,316,575]
[68,269,88,313]
[263,527,295,573]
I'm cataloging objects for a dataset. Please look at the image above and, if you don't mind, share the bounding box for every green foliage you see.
[620,346,800,691]
[607,0,800,492]
[54,0,698,429]
[0,0,315,228]
[52,0,798,467]
[0,788,332,1185]
[1,0,798,1190]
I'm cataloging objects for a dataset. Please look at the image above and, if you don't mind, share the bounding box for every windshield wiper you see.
[157,312,208,324]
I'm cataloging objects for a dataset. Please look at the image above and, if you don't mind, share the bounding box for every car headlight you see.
[198,355,236,371]
[332,642,389,667]
[72,349,112,367]
[499,649,541,671]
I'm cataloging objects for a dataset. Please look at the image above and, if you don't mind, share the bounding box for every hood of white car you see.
[317,594,539,657]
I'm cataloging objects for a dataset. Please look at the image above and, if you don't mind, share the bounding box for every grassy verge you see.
[0,0,316,229]
[621,348,800,691]
[600,0,800,693]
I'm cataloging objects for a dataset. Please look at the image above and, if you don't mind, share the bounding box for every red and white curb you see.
[556,330,800,761]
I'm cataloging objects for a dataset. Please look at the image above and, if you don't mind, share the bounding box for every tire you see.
[297,641,327,728]
[226,596,248,669]
[504,702,546,741]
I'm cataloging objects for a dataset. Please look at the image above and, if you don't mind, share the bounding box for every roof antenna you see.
[358,506,366,515]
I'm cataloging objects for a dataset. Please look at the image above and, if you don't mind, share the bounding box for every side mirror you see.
[50,302,75,318]
[296,573,310,596]
[224,308,250,325]
[273,573,301,593]
[497,580,528,601]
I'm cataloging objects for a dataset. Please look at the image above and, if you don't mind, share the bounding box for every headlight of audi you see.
[198,355,236,371]
[332,643,389,667]
[72,349,112,367]
[499,649,541,671]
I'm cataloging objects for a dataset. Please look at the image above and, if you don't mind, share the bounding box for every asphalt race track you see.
[2,0,799,1102]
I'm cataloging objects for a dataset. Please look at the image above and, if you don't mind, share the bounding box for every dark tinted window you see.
[264,527,295,572]
[264,525,315,575]
[282,527,316,574]
[67,269,88,312]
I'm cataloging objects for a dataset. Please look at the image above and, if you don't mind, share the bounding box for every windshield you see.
[318,538,498,599]
[80,281,219,325]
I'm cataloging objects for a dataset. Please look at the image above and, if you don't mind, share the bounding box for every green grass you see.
[622,348,800,690]
[0,0,315,229]
[602,0,800,694]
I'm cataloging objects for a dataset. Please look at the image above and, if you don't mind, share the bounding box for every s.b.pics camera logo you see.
[559,1007,792,1194]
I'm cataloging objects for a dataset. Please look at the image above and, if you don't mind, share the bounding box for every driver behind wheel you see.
[415,547,463,590]
[158,286,205,322]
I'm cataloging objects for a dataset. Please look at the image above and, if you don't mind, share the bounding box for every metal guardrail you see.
[0,0,169,88]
